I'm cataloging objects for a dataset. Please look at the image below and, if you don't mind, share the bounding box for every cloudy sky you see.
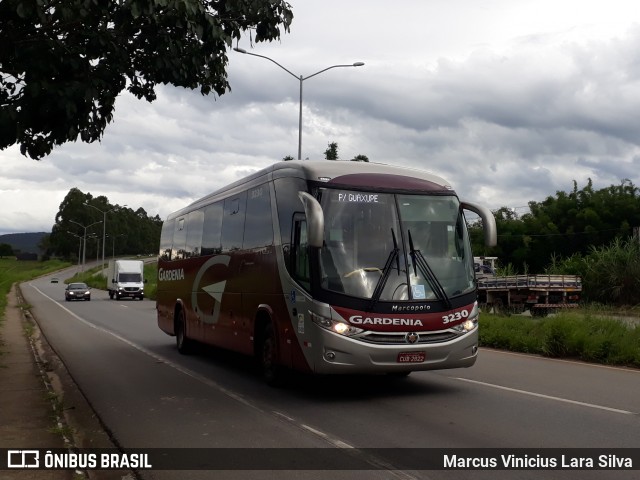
[2,0,640,236]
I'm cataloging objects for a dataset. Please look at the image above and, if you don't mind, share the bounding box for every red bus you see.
[157,160,496,384]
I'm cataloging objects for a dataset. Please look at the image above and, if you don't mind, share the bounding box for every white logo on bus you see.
[191,255,230,325]
[349,315,424,327]
[158,268,185,281]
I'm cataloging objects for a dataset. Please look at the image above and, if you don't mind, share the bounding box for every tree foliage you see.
[1,0,294,159]
[324,141,339,160]
[49,188,162,260]
[469,179,640,274]
[0,243,14,258]
[321,141,368,161]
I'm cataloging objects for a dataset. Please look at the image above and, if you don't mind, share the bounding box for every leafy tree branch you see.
[0,0,294,159]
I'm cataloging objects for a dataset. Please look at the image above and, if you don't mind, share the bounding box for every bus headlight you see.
[452,318,478,333]
[451,303,479,333]
[310,312,363,337]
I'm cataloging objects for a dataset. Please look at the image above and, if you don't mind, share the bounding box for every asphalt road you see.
[21,270,640,480]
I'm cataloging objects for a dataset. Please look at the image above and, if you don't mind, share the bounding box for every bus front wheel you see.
[261,324,285,387]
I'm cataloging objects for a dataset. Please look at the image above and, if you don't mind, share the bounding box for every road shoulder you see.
[0,283,132,480]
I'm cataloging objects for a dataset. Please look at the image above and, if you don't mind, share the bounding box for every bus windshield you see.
[318,189,475,302]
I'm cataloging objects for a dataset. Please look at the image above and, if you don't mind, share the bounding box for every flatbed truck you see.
[474,257,581,316]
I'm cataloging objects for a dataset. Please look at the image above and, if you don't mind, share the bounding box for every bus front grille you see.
[357,330,459,345]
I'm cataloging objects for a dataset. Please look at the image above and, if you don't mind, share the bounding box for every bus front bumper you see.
[310,327,478,375]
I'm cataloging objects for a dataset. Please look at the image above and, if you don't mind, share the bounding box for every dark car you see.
[65,282,91,301]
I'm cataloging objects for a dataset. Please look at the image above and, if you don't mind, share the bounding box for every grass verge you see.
[479,309,640,368]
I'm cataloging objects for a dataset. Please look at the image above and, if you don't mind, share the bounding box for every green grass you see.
[0,258,72,320]
[479,309,640,368]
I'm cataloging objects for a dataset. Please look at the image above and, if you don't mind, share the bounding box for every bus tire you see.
[176,308,194,355]
[261,324,285,387]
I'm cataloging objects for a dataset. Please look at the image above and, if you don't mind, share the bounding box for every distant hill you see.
[0,232,48,254]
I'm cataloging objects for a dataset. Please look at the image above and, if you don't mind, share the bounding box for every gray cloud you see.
[2,1,640,236]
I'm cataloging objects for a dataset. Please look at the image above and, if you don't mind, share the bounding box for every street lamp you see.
[88,235,100,263]
[106,233,126,258]
[69,220,102,271]
[83,203,126,273]
[233,47,364,160]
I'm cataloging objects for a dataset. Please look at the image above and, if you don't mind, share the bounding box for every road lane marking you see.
[31,284,262,411]
[481,347,640,374]
[454,377,637,416]
[29,283,424,478]
[271,411,421,480]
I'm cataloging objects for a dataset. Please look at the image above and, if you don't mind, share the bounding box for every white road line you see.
[272,413,421,480]
[30,284,262,411]
[481,347,640,374]
[454,377,637,415]
[29,283,424,478]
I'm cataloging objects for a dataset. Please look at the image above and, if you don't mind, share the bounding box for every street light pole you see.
[233,48,364,160]
[106,233,126,258]
[84,203,126,273]
[69,220,102,271]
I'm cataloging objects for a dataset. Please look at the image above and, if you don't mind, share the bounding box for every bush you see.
[479,310,640,368]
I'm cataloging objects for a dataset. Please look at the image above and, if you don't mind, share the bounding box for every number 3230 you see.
[442,310,469,324]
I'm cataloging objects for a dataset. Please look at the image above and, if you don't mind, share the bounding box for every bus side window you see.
[243,184,273,249]
[159,218,175,261]
[185,210,204,258]
[274,177,309,276]
[172,217,187,260]
[202,202,223,255]
[221,193,247,253]
[292,215,310,291]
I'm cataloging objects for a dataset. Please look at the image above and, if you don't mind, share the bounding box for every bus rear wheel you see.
[176,309,193,354]
[261,324,285,387]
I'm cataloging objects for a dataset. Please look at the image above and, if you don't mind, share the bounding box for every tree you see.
[48,188,162,260]
[470,178,640,273]
[1,0,294,159]
[324,142,339,160]
[282,155,294,161]
[0,243,13,258]
[351,154,369,162]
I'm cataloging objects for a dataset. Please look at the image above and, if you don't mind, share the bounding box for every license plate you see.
[397,352,425,363]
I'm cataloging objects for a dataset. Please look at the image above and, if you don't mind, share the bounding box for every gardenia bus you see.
[157,160,497,384]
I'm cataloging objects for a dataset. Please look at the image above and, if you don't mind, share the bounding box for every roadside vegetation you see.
[479,309,640,368]
[545,238,640,305]
[0,258,71,319]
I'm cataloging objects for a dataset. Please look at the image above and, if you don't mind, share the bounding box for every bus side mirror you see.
[298,192,325,248]
[460,201,497,247]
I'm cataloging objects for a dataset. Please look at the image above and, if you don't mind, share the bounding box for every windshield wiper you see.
[407,229,452,309]
[368,229,400,311]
